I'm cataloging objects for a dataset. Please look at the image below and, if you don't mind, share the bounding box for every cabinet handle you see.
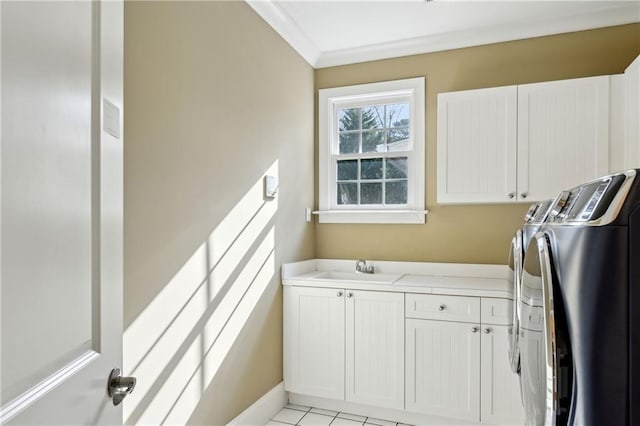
[507,192,515,199]
[521,192,528,199]
[471,327,478,333]
[337,291,343,297]
[483,328,492,334]
[346,292,353,298]
[438,304,446,311]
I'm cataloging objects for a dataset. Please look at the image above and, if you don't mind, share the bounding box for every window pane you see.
[362,130,384,153]
[337,182,358,205]
[339,132,359,154]
[385,157,408,179]
[385,181,408,204]
[386,103,410,128]
[361,182,382,204]
[361,158,383,180]
[361,106,384,130]
[388,127,410,146]
[337,159,358,181]
[338,108,360,131]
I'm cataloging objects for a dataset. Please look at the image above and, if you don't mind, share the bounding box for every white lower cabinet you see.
[284,286,345,400]
[285,286,523,424]
[346,290,405,409]
[404,295,524,424]
[480,325,525,424]
[406,318,481,422]
[284,286,405,409]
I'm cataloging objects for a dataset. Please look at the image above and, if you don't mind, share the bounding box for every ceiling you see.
[246,1,640,68]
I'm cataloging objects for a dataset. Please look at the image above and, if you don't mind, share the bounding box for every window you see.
[318,77,426,224]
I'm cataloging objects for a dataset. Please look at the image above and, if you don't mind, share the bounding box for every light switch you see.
[264,175,278,199]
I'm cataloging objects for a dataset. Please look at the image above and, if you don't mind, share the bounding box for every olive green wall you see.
[124,2,314,425]
[315,24,640,265]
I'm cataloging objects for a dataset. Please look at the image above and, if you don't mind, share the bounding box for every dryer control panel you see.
[547,172,632,224]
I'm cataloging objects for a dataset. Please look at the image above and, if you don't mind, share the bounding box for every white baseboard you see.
[228,382,287,426]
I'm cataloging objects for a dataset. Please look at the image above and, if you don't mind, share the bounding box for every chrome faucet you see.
[355,259,374,274]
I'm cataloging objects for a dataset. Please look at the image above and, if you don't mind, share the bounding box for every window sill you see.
[313,209,429,224]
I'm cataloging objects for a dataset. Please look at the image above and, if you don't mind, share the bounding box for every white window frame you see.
[317,77,426,224]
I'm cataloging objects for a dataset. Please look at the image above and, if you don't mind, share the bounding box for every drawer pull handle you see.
[483,328,492,334]
[471,327,478,333]
[438,304,446,311]
[346,292,353,298]
[337,291,343,297]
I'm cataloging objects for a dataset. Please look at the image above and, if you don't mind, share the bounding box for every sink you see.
[310,271,403,284]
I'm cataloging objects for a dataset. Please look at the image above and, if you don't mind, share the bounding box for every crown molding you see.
[246,0,321,67]
[246,1,639,70]
[316,4,640,68]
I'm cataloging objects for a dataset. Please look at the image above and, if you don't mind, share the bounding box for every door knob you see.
[471,327,478,333]
[337,291,343,297]
[507,192,515,199]
[521,193,528,199]
[346,292,353,298]
[108,368,136,406]
[483,328,492,334]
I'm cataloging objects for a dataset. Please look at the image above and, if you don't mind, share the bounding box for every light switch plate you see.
[103,98,121,139]
[264,175,278,199]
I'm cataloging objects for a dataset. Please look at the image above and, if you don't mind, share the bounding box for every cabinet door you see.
[480,325,525,424]
[437,86,518,204]
[345,290,404,409]
[284,286,345,400]
[517,76,609,201]
[625,55,640,169]
[406,319,481,422]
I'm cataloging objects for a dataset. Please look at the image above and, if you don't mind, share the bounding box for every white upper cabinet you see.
[625,55,640,169]
[517,76,609,201]
[437,86,517,204]
[438,76,610,204]
[345,290,404,410]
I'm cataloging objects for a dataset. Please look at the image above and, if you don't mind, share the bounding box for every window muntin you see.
[331,96,413,209]
[336,156,408,206]
[337,103,410,154]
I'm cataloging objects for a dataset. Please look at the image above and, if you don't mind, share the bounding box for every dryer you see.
[519,169,640,426]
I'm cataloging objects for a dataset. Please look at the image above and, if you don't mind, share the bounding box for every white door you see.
[437,85,518,204]
[517,76,610,201]
[1,1,124,424]
[406,318,480,422]
[345,290,404,410]
[284,286,345,400]
[480,325,525,424]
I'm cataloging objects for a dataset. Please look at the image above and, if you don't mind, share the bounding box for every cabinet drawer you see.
[481,298,512,325]
[406,294,480,323]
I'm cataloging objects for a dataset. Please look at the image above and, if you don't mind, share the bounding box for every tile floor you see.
[266,403,414,426]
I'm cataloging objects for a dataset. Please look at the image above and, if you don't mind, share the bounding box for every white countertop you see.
[282,259,512,299]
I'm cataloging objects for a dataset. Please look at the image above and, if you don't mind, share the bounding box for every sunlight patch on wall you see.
[123,162,279,425]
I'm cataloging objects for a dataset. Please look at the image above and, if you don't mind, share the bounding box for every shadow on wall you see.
[123,161,279,425]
